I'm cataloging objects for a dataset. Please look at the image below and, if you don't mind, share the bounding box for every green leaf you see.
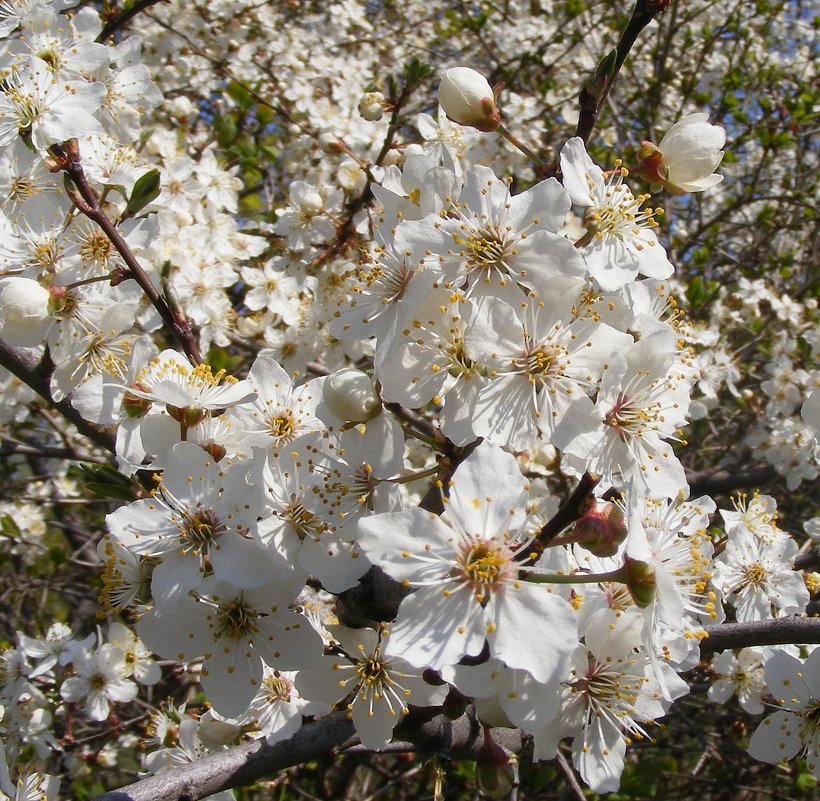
[795,767,818,792]
[214,114,238,146]
[76,463,138,501]
[1,513,22,540]
[403,58,434,84]
[126,169,161,216]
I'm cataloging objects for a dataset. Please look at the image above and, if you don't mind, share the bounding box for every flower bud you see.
[293,184,324,216]
[337,159,368,193]
[438,67,501,132]
[475,728,517,799]
[0,277,52,347]
[167,404,208,428]
[572,502,627,557]
[358,91,386,122]
[623,556,656,608]
[323,368,381,423]
[636,113,726,193]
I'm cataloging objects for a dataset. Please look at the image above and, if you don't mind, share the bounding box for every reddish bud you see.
[572,502,627,557]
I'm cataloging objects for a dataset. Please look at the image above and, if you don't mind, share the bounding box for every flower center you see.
[79,231,114,266]
[456,225,512,278]
[356,657,389,691]
[10,175,34,200]
[583,167,661,240]
[285,500,325,541]
[89,672,107,691]
[267,409,296,441]
[263,672,293,703]
[456,540,515,600]
[215,596,258,640]
[740,562,768,588]
[179,508,226,553]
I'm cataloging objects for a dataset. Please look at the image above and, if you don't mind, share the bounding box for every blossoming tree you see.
[0,1,817,800]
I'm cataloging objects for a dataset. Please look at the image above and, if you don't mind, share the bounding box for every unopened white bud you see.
[438,67,500,131]
[0,277,51,347]
[291,182,324,216]
[165,95,195,120]
[324,368,381,423]
[337,159,367,193]
[654,113,726,193]
[318,131,344,152]
[358,91,385,121]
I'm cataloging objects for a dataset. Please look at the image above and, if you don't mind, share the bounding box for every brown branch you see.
[96,0,169,43]
[52,141,202,364]
[0,340,115,454]
[574,0,670,145]
[95,616,820,800]
[92,709,523,801]
[700,617,820,656]
[795,548,820,572]
[687,465,777,496]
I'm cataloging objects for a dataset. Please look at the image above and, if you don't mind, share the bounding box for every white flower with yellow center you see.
[356,443,578,682]
[106,441,270,611]
[394,164,585,298]
[712,522,808,622]
[748,649,820,778]
[560,137,673,292]
[295,625,448,750]
[138,576,322,719]
[0,56,104,149]
[533,608,688,794]
[559,329,691,499]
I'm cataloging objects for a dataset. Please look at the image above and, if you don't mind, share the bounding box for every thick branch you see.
[0,340,115,454]
[93,710,523,801]
[700,617,820,656]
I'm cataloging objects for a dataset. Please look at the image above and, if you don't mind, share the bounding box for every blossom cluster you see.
[0,1,816,798]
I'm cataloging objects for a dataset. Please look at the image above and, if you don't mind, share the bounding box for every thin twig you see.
[556,749,586,801]
[51,141,203,364]
[575,0,670,145]
[96,0,169,43]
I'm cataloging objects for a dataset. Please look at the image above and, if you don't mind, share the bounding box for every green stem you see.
[496,124,549,170]
[386,464,442,485]
[524,565,627,585]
